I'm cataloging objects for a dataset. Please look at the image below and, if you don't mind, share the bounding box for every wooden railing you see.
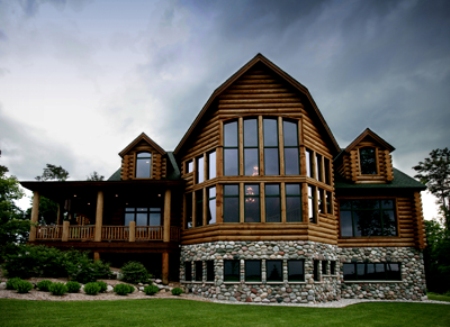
[135,226,163,241]
[101,226,129,241]
[36,226,63,240]
[68,226,94,241]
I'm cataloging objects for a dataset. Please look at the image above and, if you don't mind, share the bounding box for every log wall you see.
[121,140,167,180]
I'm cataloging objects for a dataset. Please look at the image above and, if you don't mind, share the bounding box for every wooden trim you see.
[258,116,264,175]
[239,183,245,223]
[280,182,286,223]
[278,117,285,175]
[238,117,244,176]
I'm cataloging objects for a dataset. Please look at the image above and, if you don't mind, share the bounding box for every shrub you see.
[171,287,183,296]
[120,261,150,284]
[36,280,53,292]
[96,281,108,293]
[144,284,159,296]
[16,280,33,293]
[66,281,81,293]
[6,277,23,290]
[49,282,67,296]
[84,282,101,295]
[114,283,134,296]
[64,250,111,284]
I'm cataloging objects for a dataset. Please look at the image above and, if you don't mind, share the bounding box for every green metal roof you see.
[334,168,426,190]
[108,168,121,181]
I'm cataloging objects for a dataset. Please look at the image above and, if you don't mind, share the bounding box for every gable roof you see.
[344,128,395,153]
[174,53,340,155]
[119,132,166,157]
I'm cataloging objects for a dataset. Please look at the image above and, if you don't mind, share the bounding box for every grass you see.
[0,299,449,327]
[427,292,450,302]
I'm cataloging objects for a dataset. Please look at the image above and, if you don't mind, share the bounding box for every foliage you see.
[120,261,150,284]
[96,281,108,293]
[35,164,69,182]
[6,277,23,290]
[413,148,450,228]
[83,282,101,295]
[36,280,53,292]
[113,283,134,295]
[0,165,29,262]
[66,281,81,293]
[64,250,111,283]
[143,284,160,295]
[49,282,67,296]
[171,287,183,296]
[16,280,33,293]
[86,171,104,181]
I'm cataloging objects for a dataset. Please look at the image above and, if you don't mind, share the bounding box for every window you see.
[185,193,192,228]
[324,157,331,184]
[283,120,299,175]
[224,121,238,176]
[266,260,283,282]
[125,207,161,226]
[136,152,152,178]
[343,263,401,281]
[196,156,204,183]
[245,260,261,282]
[330,261,336,275]
[208,151,216,179]
[244,119,259,176]
[316,153,323,182]
[286,184,302,222]
[185,262,192,281]
[318,189,325,214]
[265,184,280,222]
[195,261,202,282]
[244,184,260,222]
[195,190,203,227]
[224,260,240,282]
[308,186,317,223]
[223,185,239,223]
[360,147,377,175]
[313,260,320,281]
[322,260,328,275]
[263,118,279,175]
[306,149,314,178]
[207,187,216,225]
[288,260,305,282]
[326,191,333,215]
[340,200,397,237]
[186,160,193,174]
[206,261,215,282]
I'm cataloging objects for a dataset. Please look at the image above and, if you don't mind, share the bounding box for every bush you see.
[66,281,81,293]
[36,280,53,292]
[49,282,67,296]
[84,282,101,295]
[6,277,23,290]
[114,283,134,296]
[144,284,159,296]
[121,261,150,284]
[16,280,33,293]
[64,250,111,284]
[96,281,108,293]
[171,287,183,296]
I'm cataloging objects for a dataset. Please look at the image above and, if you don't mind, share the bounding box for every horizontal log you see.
[220,93,298,99]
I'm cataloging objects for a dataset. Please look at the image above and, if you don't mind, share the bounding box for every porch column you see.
[28,191,40,241]
[62,220,69,241]
[93,252,100,261]
[129,221,136,242]
[162,252,169,285]
[56,203,62,225]
[94,191,104,242]
[163,189,171,243]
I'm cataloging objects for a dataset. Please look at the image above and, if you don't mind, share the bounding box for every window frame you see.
[135,152,152,179]
[359,147,378,175]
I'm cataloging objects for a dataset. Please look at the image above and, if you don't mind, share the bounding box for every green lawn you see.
[428,292,450,302]
[0,299,449,327]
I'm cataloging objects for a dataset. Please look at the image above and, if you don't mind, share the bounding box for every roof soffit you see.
[174,53,340,155]
[119,132,166,157]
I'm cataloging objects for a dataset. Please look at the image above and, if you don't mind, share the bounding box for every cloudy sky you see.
[0,0,448,218]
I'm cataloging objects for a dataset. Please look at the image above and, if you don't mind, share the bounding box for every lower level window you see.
[266,260,283,282]
[224,260,240,282]
[195,261,202,281]
[343,263,401,281]
[288,260,305,282]
[185,262,192,281]
[313,260,320,281]
[206,261,215,282]
[245,260,261,282]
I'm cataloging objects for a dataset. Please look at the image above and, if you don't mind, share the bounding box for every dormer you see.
[119,133,167,180]
[335,128,395,183]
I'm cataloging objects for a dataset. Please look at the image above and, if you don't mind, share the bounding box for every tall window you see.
[265,184,281,222]
[266,260,283,282]
[223,185,239,222]
[316,153,323,182]
[286,184,302,222]
[244,119,259,176]
[288,260,305,282]
[245,260,261,282]
[283,120,299,175]
[306,149,314,178]
[224,121,239,176]
[340,200,397,237]
[224,260,240,282]
[244,184,260,222]
[196,156,204,183]
[195,190,203,227]
[185,193,192,228]
[125,207,161,226]
[208,151,216,179]
[207,187,216,225]
[263,118,279,175]
[136,152,151,178]
[308,186,317,223]
[360,147,377,175]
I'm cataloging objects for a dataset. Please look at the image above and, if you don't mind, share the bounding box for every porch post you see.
[162,252,169,285]
[56,203,62,225]
[28,191,40,241]
[163,189,171,242]
[62,220,69,241]
[94,191,104,242]
[129,220,136,242]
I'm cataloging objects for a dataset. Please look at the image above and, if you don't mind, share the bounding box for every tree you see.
[35,164,69,181]
[0,165,30,261]
[413,148,450,229]
[87,171,104,181]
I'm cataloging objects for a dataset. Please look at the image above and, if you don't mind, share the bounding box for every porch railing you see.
[36,226,63,240]
[101,226,129,241]
[135,226,163,241]
[68,226,95,241]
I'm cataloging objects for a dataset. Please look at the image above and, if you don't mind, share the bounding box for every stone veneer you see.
[180,241,427,303]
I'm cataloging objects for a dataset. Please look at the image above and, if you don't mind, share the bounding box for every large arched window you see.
[359,147,377,175]
[136,152,152,178]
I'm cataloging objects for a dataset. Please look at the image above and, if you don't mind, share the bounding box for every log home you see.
[21,54,427,303]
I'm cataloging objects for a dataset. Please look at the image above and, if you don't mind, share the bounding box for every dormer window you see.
[136,152,152,178]
[359,147,377,175]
